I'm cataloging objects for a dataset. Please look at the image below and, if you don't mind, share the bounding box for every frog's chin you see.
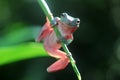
[70,28,77,33]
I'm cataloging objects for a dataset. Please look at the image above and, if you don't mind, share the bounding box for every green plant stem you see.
[37,0,53,22]
[37,0,81,80]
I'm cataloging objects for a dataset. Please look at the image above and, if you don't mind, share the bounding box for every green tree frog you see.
[36,13,80,72]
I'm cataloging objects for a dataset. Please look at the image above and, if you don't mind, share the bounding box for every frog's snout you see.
[75,18,80,27]
[72,18,80,27]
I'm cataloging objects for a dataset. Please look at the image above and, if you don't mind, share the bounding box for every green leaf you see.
[0,26,42,46]
[0,42,48,65]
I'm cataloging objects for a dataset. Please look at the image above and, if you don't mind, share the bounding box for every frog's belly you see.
[44,31,61,49]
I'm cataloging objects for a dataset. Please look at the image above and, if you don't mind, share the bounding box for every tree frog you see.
[36,13,80,72]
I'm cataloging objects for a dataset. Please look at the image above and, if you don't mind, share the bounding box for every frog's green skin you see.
[60,13,80,27]
[36,13,80,72]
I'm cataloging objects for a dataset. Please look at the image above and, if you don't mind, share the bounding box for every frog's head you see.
[60,13,80,28]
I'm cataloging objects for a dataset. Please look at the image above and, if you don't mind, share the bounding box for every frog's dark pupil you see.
[61,13,67,17]
[76,19,80,24]
[76,20,80,24]
[61,13,65,17]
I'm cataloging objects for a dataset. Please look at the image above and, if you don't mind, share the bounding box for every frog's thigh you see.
[45,47,67,59]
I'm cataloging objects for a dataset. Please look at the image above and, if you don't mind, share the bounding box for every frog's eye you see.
[61,13,67,17]
[76,18,80,24]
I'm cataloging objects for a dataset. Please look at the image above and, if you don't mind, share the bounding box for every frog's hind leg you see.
[47,58,69,72]
[45,47,69,73]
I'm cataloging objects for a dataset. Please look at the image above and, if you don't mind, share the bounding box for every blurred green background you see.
[0,0,120,80]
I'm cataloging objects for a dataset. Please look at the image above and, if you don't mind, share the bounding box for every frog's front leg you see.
[44,46,69,72]
[57,36,73,45]
[51,17,60,27]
